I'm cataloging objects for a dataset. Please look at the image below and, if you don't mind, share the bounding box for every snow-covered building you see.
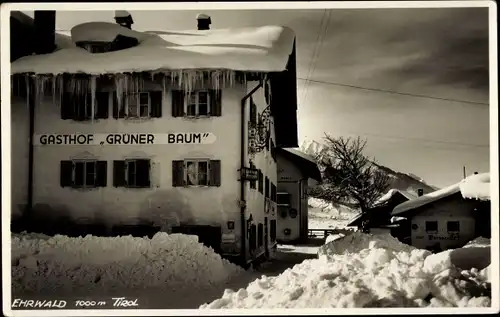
[347,189,417,231]
[10,11,299,266]
[391,173,491,252]
[275,148,321,243]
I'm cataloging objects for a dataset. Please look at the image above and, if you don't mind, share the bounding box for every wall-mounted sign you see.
[34,133,216,146]
[239,167,259,181]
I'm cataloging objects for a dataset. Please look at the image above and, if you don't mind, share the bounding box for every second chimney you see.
[34,11,56,55]
[197,13,211,30]
[417,189,424,197]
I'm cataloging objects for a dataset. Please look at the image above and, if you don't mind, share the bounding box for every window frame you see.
[447,221,460,233]
[425,220,439,233]
[184,90,211,117]
[184,159,211,187]
[74,92,96,121]
[124,159,151,188]
[277,192,291,206]
[71,159,98,188]
[125,92,151,118]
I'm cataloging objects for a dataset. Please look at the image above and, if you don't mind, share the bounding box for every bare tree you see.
[309,134,390,212]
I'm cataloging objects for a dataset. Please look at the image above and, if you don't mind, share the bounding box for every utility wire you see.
[297,77,489,106]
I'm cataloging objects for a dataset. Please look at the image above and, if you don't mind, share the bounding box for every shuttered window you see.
[258,170,264,194]
[112,91,162,119]
[249,161,256,189]
[61,92,109,121]
[172,159,221,187]
[172,89,222,117]
[60,160,107,188]
[270,219,277,242]
[271,183,277,202]
[113,159,151,188]
[265,176,270,198]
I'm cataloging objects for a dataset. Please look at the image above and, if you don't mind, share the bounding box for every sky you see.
[23,6,491,188]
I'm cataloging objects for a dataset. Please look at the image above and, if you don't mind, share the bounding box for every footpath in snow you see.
[201,232,492,309]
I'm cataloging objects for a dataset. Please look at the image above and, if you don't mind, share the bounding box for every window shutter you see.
[172,160,185,187]
[73,94,87,121]
[249,161,256,189]
[171,90,184,117]
[136,159,151,187]
[95,161,108,187]
[209,160,221,187]
[113,160,126,187]
[210,89,222,116]
[60,92,74,120]
[150,91,163,118]
[258,170,264,194]
[249,99,257,124]
[60,160,73,187]
[95,92,109,119]
[265,176,269,198]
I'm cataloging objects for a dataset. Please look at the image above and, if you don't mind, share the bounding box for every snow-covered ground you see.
[201,232,492,309]
[308,198,358,229]
[11,232,242,295]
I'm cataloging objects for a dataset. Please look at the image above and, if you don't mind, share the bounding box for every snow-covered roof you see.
[277,148,321,181]
[11,21,296,75]
[283,148,316,164]
[375,189,417,205]
[392,172,490,216]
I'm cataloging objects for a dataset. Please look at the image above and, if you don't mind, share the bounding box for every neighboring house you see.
[347,189,417,231]
[391,173,491,252]
[10,11,299,267]
[275,148,321,243]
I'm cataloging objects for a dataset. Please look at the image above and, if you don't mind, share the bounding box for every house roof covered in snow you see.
[376,189,417,205]
[11,21,296,75]
[392,172,490,216]
[276,148,322,181]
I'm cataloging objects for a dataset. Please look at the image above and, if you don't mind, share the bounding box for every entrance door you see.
[264,217,269,258]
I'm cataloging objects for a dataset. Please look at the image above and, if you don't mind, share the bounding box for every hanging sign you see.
[239,167,259,181]
[34,132,216,146]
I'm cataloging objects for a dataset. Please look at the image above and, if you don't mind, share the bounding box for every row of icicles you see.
[11,70,268,120]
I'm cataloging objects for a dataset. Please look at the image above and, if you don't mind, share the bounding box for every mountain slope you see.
[300,140,439,196]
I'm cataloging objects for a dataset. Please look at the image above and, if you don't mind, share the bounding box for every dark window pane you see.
[85,161,96,186]
[139,92,149,105]
[198,161,208,185]
[198,103,208,116]
[187,104,196,116]
[74,162,84,186]
[140,105,149,117]
[425,221,438,232]
[447,221,460,232]
[127,161,136,186]
[198,91,208,104]
[277,193,291,205]
[186,161,196,185]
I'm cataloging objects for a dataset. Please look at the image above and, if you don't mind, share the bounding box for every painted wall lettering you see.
[428,233,460,241]
[34,133,216,146]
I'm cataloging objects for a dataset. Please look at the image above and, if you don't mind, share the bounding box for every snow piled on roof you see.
[459,172,490,201]
[392,172,490,216]
[11,21,295,75]
[376,188,417,205]
[11,232,242,294]
[201,232,491,308]
[282,148,317,164]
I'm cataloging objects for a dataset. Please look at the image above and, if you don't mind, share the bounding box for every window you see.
[447,221,460,232]
[113,159,151,188]
[113,90,162,119]
[277,192,291,206]
[258,170,264,194]
[270,219,277,242]
[271,183,277,202]
[171,89,222,117]
[171,159,221,187]
[125,92,150,118]
[265,177,270,198]
[249,161,256,189]
[258,223,264,247]
[249,224,257,251]
[425,221,438,233]
[60,160,107,188]
[61,92,110,121]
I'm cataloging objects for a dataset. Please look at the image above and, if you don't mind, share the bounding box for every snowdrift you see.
[201,232,491,308]
[11,232,242,294]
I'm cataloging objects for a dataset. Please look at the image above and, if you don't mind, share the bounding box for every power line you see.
[297,77,489,106]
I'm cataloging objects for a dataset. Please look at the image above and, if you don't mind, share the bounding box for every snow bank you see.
[12,22,296,75]
[201,234,491,308]
[459,173,490,201]
[12,232,242,294]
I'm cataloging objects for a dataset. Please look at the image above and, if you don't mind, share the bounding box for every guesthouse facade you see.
[275,148,321,243]
[10,11,299,267]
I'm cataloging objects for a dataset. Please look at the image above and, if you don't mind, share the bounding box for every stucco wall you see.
[244,79,278,259]
[11,96,30,218]
[410,193,477,250]
[276,153,303,241]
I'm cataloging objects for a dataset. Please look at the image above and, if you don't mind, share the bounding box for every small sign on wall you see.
[34,133,216,146]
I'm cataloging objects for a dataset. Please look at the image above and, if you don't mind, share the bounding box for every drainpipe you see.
[239,79,263,266]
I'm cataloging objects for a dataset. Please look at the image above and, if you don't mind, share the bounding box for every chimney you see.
[115,10,134,29]
[197,13,211,30]
[417,189,424,197]
[33,11,56,55]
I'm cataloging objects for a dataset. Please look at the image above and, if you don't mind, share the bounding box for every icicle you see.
[90,75,96,122]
